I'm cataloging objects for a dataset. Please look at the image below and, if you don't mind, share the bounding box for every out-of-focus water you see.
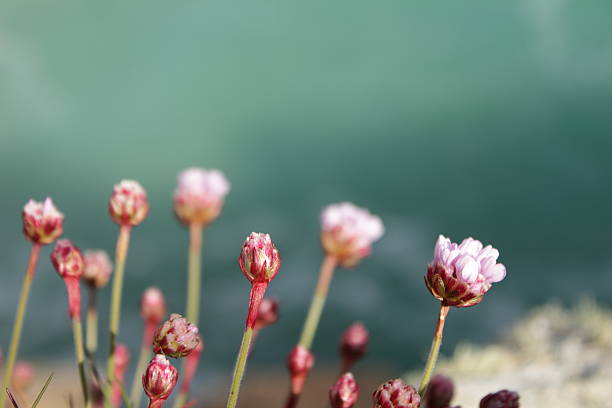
[1,0,612,395]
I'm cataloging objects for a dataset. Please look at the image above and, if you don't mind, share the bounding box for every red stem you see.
[64,277,82,319]
[245,282,268,329]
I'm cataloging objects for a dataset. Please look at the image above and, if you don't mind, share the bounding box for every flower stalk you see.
[186,223,203,326]
[86,286,99,355]
[418,303,450,396]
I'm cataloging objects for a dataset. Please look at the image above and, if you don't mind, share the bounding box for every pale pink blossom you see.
[83,250,113,288]
[22,197,64,245]
[174,167,230,225]
[320,202,384,267]
[108,180,149,226]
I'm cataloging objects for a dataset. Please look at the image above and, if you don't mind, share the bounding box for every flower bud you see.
[51,239,84,279]
[255,297,279,330]
[141,287,167,324]
[153,314,200,358]
[425,374,454,408]
[22,198,64,245]
[329,372,359,408]
[425,235,506,308]
[287,345,314,394]
[82,250,113,288]
[142,354,178,402]
[340,322,369,369]
[12,361,35,391]
[174,167,230,226]
[238,232,280,284]
[108,180,149,226]
[479,390,519,408]
[372,379,420,408]
[320,202,384,268]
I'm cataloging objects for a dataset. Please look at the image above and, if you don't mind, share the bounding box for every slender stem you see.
[73,317,92,408]
[87,286,98,355]
[298,255,338,349]
[186,223,203,325]
[225,327,254,408]
[283,392,300,408]
[106,225,132,407]
[418,304,450,396]
[0,244,41,408]
[148,399,165,408]
[129,323,156,407]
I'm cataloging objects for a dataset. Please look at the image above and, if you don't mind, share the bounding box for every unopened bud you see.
[153,314,200,358]
[255,298,279,330]
[83,250,113,288]
[372,379,420,408]
[329,372,358,408]
[51,239,84,318]
[142,354,178,402]
[238,232,281,284]
[108,180,149,226]
[340,322,368,370]
[22,198,64,245]
[479,390,519,408]
[141,287,167,324]
[425,374,454,408]
[287,345,314,394]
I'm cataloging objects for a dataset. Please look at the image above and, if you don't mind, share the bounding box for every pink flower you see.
[238,232,281,284]
[22,198,64,245]
[153,314,200,358]
[320,202,384,267]
[255,297,279,330]
[174,167,230,225]
[108,180,149,226]
[372,379,421,408]
[141,287,167,324]
[82,250,113,288]
[142,354,178,402]
[339,322,369,370]
[329,373,359,408]
[287,345,314,394]
[425,235,506,307]
[12,361,35,391]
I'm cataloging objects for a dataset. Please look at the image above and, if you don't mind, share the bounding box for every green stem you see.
[86,286,98,355]
[106,225,131,408]
[298,255,338,349]
[0,244,41,408]
[129,323,155,407]
[418,304,450,396]
[186,223,203,325]
[73,317,91,408]
[225,327,254,408]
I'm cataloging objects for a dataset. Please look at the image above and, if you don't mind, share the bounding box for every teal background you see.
[1,0,612,400]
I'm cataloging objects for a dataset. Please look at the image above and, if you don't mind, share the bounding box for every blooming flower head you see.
[425,235,506,308]
[153,314,200,358]
[142,354,178,402]
[108,180,149,226]
[174,167,230,226]
[12,361,35,391]
[255,297,279,330]
[372,379,421,408]
[141,287,167,324]
[287,345,315,394]
[51,239,84,279]
[329,372,359,408]
[320,202,384,268]
[82,250,113,288]
[238,232,281,284]
[479,390,519,408]
[340,322,369,368]
[425,374,454,408]
[22,198,64,245]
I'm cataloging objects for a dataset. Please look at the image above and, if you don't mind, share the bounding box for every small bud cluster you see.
[153,314,200,358]
[108,180,149,226]
[329,373,359,408]
[372,379,421,408]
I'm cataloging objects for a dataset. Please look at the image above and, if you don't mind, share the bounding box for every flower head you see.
[51,239,84,279]
[425,374,454,408]
[153,314,200,358]
[479,390,519,408]
[12,361,35,391]
[238,232,281,284]
[321,202,384,268]
[174,167,230,225]
[22,198,64,245]
[108,180,149,226]
[425,235,506,307]
[287,345,314,394]
[142,354,178,402]
[329,372,359,408]
[255,297,279,330]
[372,379,421,408]
[340,322,369,368]
[82,250,113,288]
[141,287,167,324]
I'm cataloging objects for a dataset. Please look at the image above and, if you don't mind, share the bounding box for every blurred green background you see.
[1,0,612,401]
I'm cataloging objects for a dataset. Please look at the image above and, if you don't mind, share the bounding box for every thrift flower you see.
[373,379,421,408]
[153,314,200,358]
[22,198,64,245]
[108,180,149,226]
[174,167,230,225]
[83,250,113,288]
[329,373,359,408]
[142,354,178,404]
[238,232,281,284]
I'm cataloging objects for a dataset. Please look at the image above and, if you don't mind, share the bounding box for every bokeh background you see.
[2,0,612,405]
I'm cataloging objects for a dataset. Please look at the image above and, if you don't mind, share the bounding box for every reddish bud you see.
[12,361,35,391]
[372,379,421,408]
[329,372,359,408]
[22,198,64,245]
[479,390,519,408]
[51,239,84,318]
[238,232,280,284]
[153,314,200,358]
[425,374,454,408]
[287,345,314,394]
[83,250,113,288]
[141,287,167,324]
[142,354,178,402]
[255,297,279,330]
[340,322,369,370]
[108,180,149,226]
